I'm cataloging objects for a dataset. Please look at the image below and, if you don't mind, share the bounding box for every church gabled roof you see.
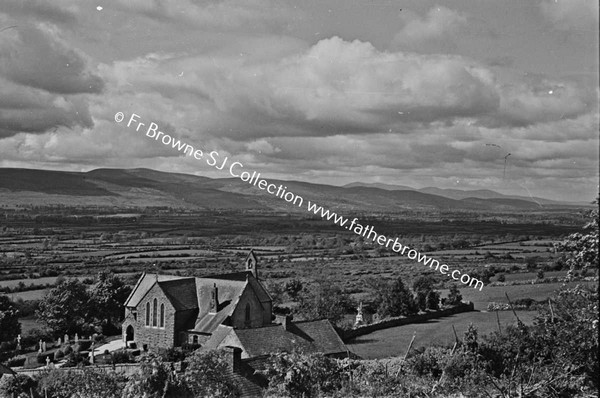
[192,277,248,333]
[242,320,346,357]
[214,319,348,358]
[124,272,181,308]
[159,278,197,311]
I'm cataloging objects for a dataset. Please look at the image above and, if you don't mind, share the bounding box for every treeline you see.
[267,274,459,330]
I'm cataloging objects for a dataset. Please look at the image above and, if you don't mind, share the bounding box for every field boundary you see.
[342,302,475,341]
[14,363,141,377]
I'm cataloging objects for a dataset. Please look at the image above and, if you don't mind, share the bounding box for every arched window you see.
[145,302,150,326]
[152,298,158,327]
[160,303,165,328]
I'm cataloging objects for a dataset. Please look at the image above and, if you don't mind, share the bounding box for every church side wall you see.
[230,288,267,328]
[133,284,177,350]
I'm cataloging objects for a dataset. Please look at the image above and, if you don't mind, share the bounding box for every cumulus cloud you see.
[393,5,467,45]
[0,23,102,137]
[540,0,599,30]
[87,35,596,149]
[0,24,103,94]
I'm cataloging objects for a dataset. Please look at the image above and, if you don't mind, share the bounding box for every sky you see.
[0,0,598,202]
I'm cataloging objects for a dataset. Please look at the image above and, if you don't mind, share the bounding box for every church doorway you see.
[126,325,134,342]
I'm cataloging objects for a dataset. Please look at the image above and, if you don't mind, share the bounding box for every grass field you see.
[347,310,537,359]
[5,289,47,301]
[440,281,594,310]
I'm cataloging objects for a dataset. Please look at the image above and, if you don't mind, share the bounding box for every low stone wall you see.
[15,363,141,377]
[341,302,475,341]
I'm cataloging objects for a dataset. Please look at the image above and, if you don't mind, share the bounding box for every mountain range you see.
[0,168,590,212]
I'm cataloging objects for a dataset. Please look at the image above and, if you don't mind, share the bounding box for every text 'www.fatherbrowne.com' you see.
[115,111,484,291]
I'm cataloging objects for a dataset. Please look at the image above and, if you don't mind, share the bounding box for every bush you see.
[63,351,89,367]
[497,274,506,282]
[21,328,53,348]
[406,346,451,378]
[159,347,186,362]
[111,349,132,364]
[0,374,37,397]
[0,341,16,352]
[76,340,92,351]
[6,355,26,367]
[36,352,53,364]
[262,351,346,398]
[37,368,126,398]
[54,349,65,361]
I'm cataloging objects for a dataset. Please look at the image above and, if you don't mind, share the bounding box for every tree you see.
[266,281,284,306]
[536,269,544,279]
[447,284,462,306]
[426,290,440,310]
[412,276,436,311]
[284,279,303,301]
[182,349,241,397]
[555,197,598,274]
[89,271,132,331]
[36,278,90,335]
[525,256,538,270]
[377,277,417,318]
[295,282,353,327]
[0,295,20,342]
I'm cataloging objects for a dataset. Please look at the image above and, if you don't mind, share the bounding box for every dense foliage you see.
[294,282,354,327]
[35,272,132,336]
[0,295,20,343]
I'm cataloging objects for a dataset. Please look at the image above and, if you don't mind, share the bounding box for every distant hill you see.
[346,182,581,206]
[343,182,414,191]
[418,187,561,205]
[0,167,587,211]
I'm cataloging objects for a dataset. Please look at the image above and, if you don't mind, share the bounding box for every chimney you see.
[225,346,242,372]
[210,283,219,312]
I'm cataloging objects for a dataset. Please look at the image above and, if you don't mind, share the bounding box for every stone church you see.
[122,251,348,358]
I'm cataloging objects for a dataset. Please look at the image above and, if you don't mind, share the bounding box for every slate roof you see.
[200,324,234,351]
[124,269,272,336]
[158,278,197,311]
[229,319,348,358]
[124,272,181,308]
[193,278,248,333]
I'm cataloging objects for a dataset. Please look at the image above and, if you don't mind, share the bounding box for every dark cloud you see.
[0,25,103,94]
[0,79,93,138]
[0,24,100,137]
